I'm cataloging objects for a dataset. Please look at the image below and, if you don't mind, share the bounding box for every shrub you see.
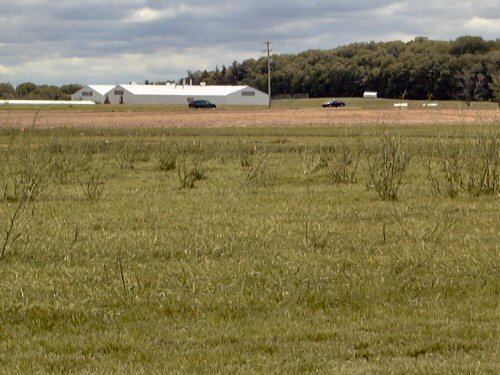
[367,132,411,201]
[427,132,500,198]
[237,139,256,168]
[427,139,464,198]
[302,148,328,175]
[158,141,179,171]
[115,142,151,169]
[464,134,500,196]
[330,144,361,184]
[8,144,53,201]
[239,151,270,189]
[176,155,204,189]
[80,164,107,201]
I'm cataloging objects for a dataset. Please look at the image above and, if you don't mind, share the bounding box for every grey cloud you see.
[0,0,498,84]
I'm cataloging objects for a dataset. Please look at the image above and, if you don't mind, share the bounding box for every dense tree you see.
[0,83,16,99]
[182,36,499,101]
[16,82,37,97]
[0,83,82,100]
[451,36,492,56]
[60,84,82,98]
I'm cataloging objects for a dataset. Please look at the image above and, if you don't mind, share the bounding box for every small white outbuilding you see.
[107,84,269,106]
[71,85,115,104]
[363,91,378,99]
[0,100,94,106]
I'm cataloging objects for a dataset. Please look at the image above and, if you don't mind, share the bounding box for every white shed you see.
[107,84,269,106]
[0,100,95,106]
[363,91,378,99]
[71,85,115,104]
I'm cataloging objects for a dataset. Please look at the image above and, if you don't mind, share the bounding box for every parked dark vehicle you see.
[188,99,216,109]
[321,100,345,108]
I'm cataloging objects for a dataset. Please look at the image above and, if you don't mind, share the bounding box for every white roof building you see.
[363,91,378,99]
[0,100,95,106]
[71,85,115,103]
[108,84,269,106]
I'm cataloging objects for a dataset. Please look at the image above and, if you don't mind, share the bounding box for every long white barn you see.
[108,84,268,106]
[71,84,268,106]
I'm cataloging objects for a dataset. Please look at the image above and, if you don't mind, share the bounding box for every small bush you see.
[240,152,270,189]
[329,144,361,184]
[237,139,256,168]
[8,144,53,201]
[176,155,204,189]
[80,165,107,201]
[302,148,328,175]
[464,134,500,196]
[427,133,500,198]
[158,141,179,171]
[427,139,464,198]
[115,142,151,169]
[367,132,411,201]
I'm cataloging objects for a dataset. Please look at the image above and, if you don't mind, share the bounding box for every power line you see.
[263,41,272,108]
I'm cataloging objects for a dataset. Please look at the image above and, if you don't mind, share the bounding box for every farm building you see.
[0,100,94,106]
[71,85,115,103]
[106,84,269,106]
[363,91,378,99]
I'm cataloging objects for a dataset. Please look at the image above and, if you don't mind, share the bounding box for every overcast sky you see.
[0,0,499,85]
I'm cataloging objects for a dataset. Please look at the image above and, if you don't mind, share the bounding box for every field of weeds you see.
[0,125,498,374]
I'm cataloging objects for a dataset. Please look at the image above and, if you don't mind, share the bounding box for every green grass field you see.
[0,124,499,374]
[0,97,498,112]
[272,97,499,110]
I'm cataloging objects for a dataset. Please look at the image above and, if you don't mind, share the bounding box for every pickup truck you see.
[188,100,216,109]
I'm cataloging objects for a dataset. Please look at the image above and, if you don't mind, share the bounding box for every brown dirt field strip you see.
[0,108,499,129]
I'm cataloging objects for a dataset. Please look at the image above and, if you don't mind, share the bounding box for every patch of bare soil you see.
[0,108,499,129]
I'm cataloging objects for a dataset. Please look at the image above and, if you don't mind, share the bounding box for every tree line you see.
[0,83,82,101]
[184,36,500,102]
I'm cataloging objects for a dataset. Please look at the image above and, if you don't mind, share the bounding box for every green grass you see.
[0,125,498,374]
[1,97,498,112]
[271,97,500,110]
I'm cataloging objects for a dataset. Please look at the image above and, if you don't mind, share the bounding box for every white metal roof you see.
[87,85,115,95]
[118,84,253,97]
[0,100,95,105]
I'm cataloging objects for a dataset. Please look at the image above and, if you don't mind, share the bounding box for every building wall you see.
[107,87,269,106]
[71,87,107,103]
[108,90,192,105]
[226,88,268,106]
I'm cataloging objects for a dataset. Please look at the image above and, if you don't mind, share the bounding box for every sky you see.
[0,0,499,85]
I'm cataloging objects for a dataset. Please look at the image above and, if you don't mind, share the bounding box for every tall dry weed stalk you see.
[7,143,54,201]
[237,139,257,168]
[302,148,327,175]
[239,151,270,189]
[0,143,50,258]
[0,192,28,259]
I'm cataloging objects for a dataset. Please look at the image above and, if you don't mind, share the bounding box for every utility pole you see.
[263,41,272,108]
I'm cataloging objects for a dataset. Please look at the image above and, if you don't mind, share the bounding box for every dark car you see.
[188,99,216,109]
[321,100,346,108]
